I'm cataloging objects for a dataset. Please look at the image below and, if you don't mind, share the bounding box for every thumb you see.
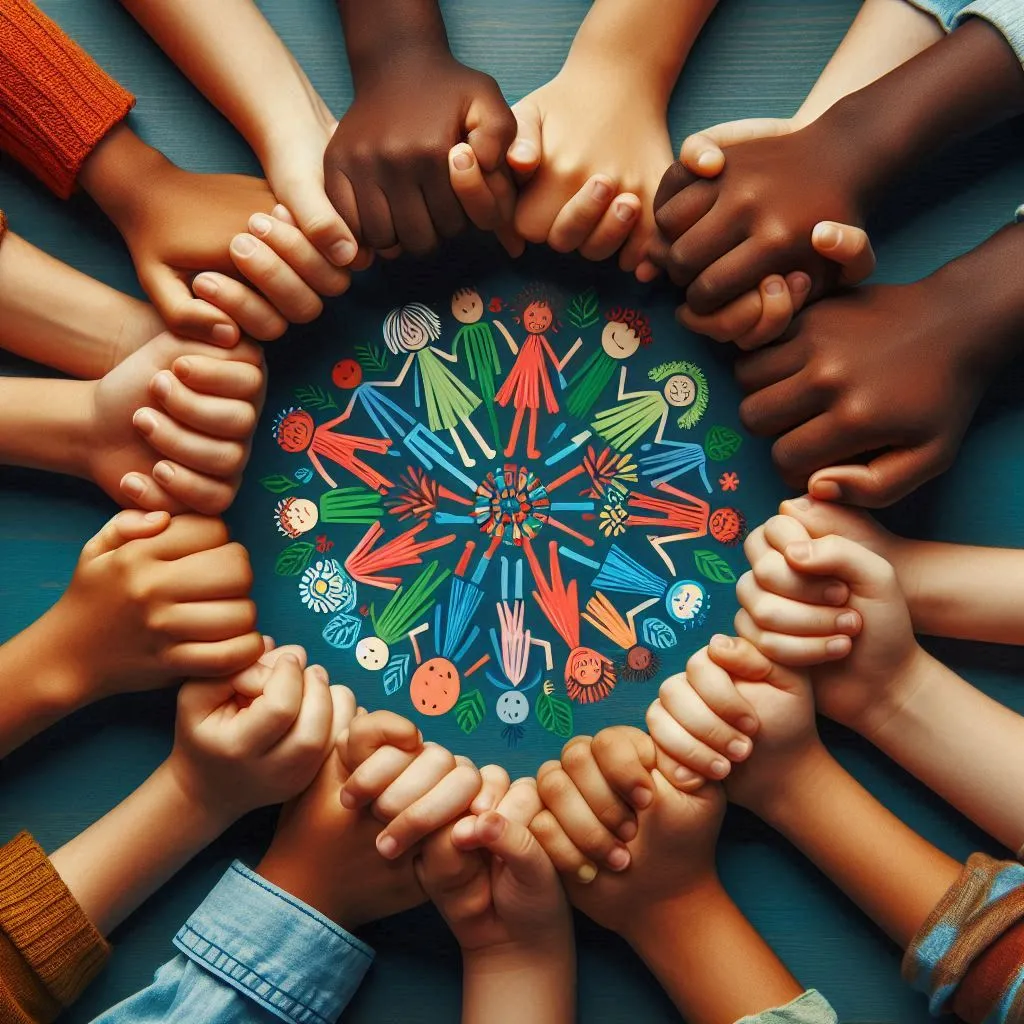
[783,533,901,599]
[232,642,309,699]
[809,444,946,510]
[472,811,554,890]
[141,263,239,348]
[329,684,358,745]
[466,89,519,174]
[506,98,542,181]
[81,509,170,559]
[811,222,876,285]
[679,117,796,176]
[282,189,358,268]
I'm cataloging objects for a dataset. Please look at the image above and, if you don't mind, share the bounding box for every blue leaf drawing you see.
[383,654,410,696]
[643,617,678,650]
[322,612,361,650]
[294,466,314,484]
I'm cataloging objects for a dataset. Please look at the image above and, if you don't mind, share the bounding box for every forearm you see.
[0,377,92,478]
[627,882,804,1024]
[0,232,161,377]
[118,0,334,168]
[761,748,961,948]
[49,760,230,935]
[869,650,1024,851]
[563,0,718,106]
[77,122,167,227]
[462,942,575,1024]
[794,0,944,126]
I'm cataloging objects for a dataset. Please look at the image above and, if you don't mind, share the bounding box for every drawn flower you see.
[299,559,354,614]
[488,297,504,313]
[719,471,739,492]
[315,534,335,553]
[598,504,628,538]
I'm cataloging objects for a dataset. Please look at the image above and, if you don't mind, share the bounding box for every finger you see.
[81,509,170,559]
[247,211,353,298]
[744,528,850,606]
[132,407,247,478]
[141,513,229,561]
[119,471,185,514]
[376,761,481,859]
[652,161,702,218]
[736,571,861,637]
[466,86,518,173]
[352,180,397,252]
[493,777,543,826]
[561,736,636,843]
[686,237,789,316]
[734,274,806,352]
[193,272,289,342]
[373,743,458,821]
[706,633,777,683]
[228,234,325,324]
[140,262,239,348]
[158,598,258,642]
[680,117,795,175]
[734,607,852,665]
[536,764,630,870]
[322,166,364,251]
[653,180,717,258]
[342,710,422,772]
[383,179,439,256]
[229,651,306,752]
[341,745,419,809]
[782,533,902,598]
[808,443,950,509]
[172,352,264,402]
[616,201,657,274]
[421,160,469,240]
[546,175,617,253]
[812,222,875,285]
[449,144,505,231]
[679,131,726,177]
[680,645,760,734]
[506,99,542,180]
[276,664,334,760]
[164,632,265,678]
[578,194,641,263]
[664,214,744,292]
[739,371,828,438]
[772,415,878,489]
[588,727,658,810]
[142,462,239,517]
[733,337,807,395]
[329,685,358,745]
[761,512,814,553]
[678,288,763,344]
[466,811,555,890]
[529,808,597,884]
[229,642,309,700]
[646,692,738,781]
[150,371,257,441]
[277,190,358,268]
[471,763,512,813]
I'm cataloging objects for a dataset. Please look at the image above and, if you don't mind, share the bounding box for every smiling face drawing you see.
[523,300,553,335]
[666,580,708,626]
[410,657,461,716]
[451,288,484,325]
[355,636,390,671]
[276,497,319,538]
[331,358,363,390]
[664,374,697,408]
[601,320,641,360]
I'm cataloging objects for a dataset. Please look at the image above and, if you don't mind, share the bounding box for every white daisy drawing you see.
[299,559,351,614]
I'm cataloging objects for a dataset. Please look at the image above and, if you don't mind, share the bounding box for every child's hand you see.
[324,56,516,256]
[649,637,821,818]
[738,516,924,738]
[193,205,353,342]
[448,142,524,258]
[168,646,337,824]
[651,120,867,314]
[509,71,673,275]
[257,696,426,930]
[87,333,265,515]
[531,727,724,936]
[417,777,571,955]
[47,511,262,700]
[337,710,483,860]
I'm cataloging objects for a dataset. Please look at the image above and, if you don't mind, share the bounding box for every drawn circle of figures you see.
[267,285,747,748]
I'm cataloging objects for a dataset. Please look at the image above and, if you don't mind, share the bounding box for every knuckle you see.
[538,769,573,805]
[560,737,593,773]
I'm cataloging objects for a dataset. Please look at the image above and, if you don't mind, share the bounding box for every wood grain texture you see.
[0,1,1022,1021]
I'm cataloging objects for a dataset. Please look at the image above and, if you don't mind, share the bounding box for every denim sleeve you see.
[91,861,374,1024]
[735,990,838,1024]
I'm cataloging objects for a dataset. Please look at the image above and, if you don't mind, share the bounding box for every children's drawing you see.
[263,280,755,756]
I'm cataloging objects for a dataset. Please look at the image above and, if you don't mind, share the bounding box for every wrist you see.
[748,742,835,830]
[623,875,726,953]
[161,751,245,836]
[79,123,168,225]
[560,45,674,109]
[341,2,451,89]
[462,935,574,979]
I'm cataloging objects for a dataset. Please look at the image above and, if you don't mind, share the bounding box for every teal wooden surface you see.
[0,1,1022,1021]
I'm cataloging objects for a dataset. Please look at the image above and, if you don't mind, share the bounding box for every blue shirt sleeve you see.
[904,0,1024,65]
[91,861,375,1024]
[734,989,839,1024]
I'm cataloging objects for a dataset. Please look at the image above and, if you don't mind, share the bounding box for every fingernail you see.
[312,665,329,684]
[591,178,613,203]
[614,200,636,222]
[211,323,237,346]
[340,789,358,810]
[812,480,843,501]
[697,151,719,172]
[231,234,258,258]
[249,213,273,237]
[510,140,537,164]
[710,633,733,650]
[452,816,478,842]
[174,358,192,380]
[631,786,653,809]
[836,612,859,633]
[618,820,638,842]
[193,274,219,299]
[376,833,399,859]
[675,765,697,785]
[121,474,145,499]
[576,864,597,884]
[607,846,631,871]
[144,510,165,522]
[738,715,758,734]
[765,279,784,296]
[791,272,811,294]
[727,737,752,759]
[133,409,156,435]
[272,204,290,220]
[787,541,811,562]
[709,759,730,778]
[824,584,848,605]
[789,496,811,510]
[329,239,357,266]
[814,222,842,249]
[826,637,850,656]
[153,462,175,484]
[151,372,173,400]
[452,148,474,171]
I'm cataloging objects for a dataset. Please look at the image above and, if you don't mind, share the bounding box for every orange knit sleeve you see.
[0,832,110,1023]
[0,0,135,198]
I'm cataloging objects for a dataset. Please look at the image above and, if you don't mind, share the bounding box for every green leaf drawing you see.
[565,287,600,330]
[355,343,389,373]
[454,689,486,734]
[260,473,297,494]
[275,542,315,577]
[693,549,737,585]
[536,691,574,738]
[704,425,743,462]
[294,385,338,411]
